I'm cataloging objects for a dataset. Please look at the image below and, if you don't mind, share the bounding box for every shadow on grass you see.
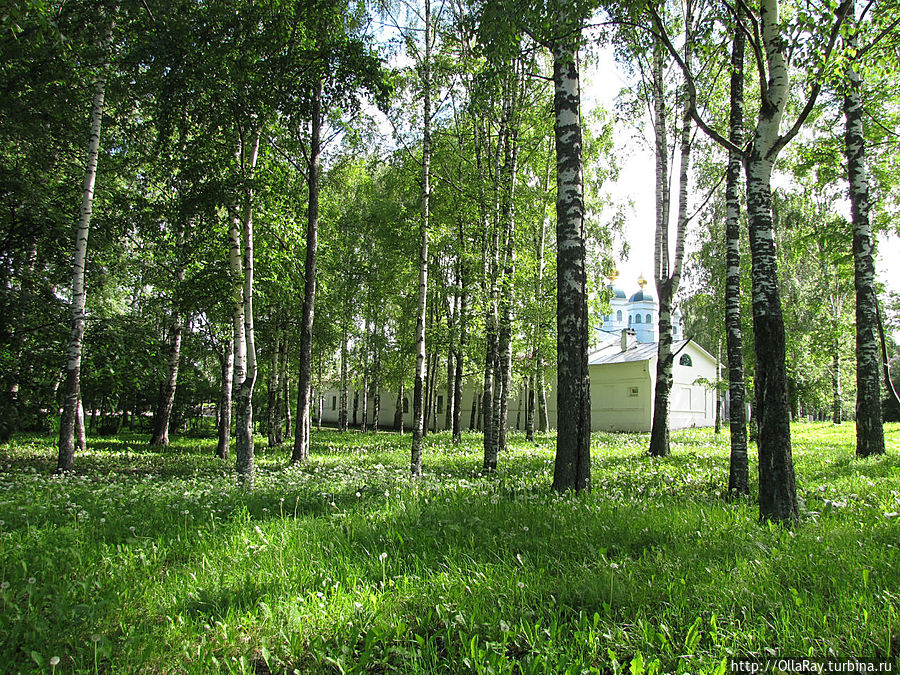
[5,424,899,672]
[797,453,900,483]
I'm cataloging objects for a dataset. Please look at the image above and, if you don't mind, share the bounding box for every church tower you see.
[598,271,684,346]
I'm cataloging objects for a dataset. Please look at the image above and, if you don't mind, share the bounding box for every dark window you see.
[635,315,642,324]
[437,395,444,415]
[616,310,622,322]
[332,396,337,410]
[403,397,409,413]
[646,313,652,324]
[680,354,693,367]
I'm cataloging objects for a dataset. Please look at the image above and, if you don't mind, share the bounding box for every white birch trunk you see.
[844,0,885,457]
[551,11,590,492]
[234,127,261,488]
[725,23,749,496]
[57,27,113,472]
[744,0,797,522]
[410,0,431,476]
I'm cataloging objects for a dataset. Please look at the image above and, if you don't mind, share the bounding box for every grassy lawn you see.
[1,423,898,673]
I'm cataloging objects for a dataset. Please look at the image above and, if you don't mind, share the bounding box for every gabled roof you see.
[589,339,690,365]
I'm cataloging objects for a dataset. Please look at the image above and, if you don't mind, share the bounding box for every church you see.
[317,275,720,433]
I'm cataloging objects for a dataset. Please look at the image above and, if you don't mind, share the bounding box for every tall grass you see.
[0,423,898,673]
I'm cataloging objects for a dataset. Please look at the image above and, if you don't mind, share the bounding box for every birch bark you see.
[217,334,234,459]
[267,324,280,446]
[293,78,322,462]
[234,127,261,488]
[743,0,797,521]
[57,13,116,472]
[496,87,519,459]
[725,29,749,496]
[843,1,885,457]
[274,322,285,444]
[150,223,186,447]
[551,14,590,492]
[411,0,431,475]
[648,32,675,458]
[452,244,466,443]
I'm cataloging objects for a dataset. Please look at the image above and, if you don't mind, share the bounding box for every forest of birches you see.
[2,0,900,523]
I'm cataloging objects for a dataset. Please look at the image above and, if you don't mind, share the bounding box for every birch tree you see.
[843,0,885,457]
[648,1,693,458]
[550,0,591,492]
[57,6,117,472]
[410,0,432,476]
[232,127,262,488]
[149,222,186,447]
[653,0,851,521]
[725,28,749,496]
[292,78,322,463]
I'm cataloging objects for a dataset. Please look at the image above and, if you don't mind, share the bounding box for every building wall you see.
[668,342,718,429]
[311,340,718,434]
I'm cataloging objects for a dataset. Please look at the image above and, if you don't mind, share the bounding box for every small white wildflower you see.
[517,581,525,589]
[27,577,35,584]
[379,552,388,561]
[50,656,60,666]
[354,601,363,611]
[355,492,361,498]
[522,526,529,532]
[499,620,510,633]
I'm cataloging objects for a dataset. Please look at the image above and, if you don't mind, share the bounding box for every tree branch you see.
[648,4,742,156]
[733,0,768,100]
[770,0,852,158]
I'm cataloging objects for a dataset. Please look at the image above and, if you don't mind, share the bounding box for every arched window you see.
[646,313,652,324]
[616,310,622,322]
[679,354,693,367]
[628,315,632,325]
[635,314,642,324]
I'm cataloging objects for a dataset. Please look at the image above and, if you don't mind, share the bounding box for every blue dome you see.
[629,290,654,303]
[609,286,626,299]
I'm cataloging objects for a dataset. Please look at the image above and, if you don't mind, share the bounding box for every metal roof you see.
[588,339,690,365]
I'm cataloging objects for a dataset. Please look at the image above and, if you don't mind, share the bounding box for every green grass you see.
[1,423,899,674]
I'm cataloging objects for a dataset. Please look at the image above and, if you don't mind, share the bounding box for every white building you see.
[315,277,719,433]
